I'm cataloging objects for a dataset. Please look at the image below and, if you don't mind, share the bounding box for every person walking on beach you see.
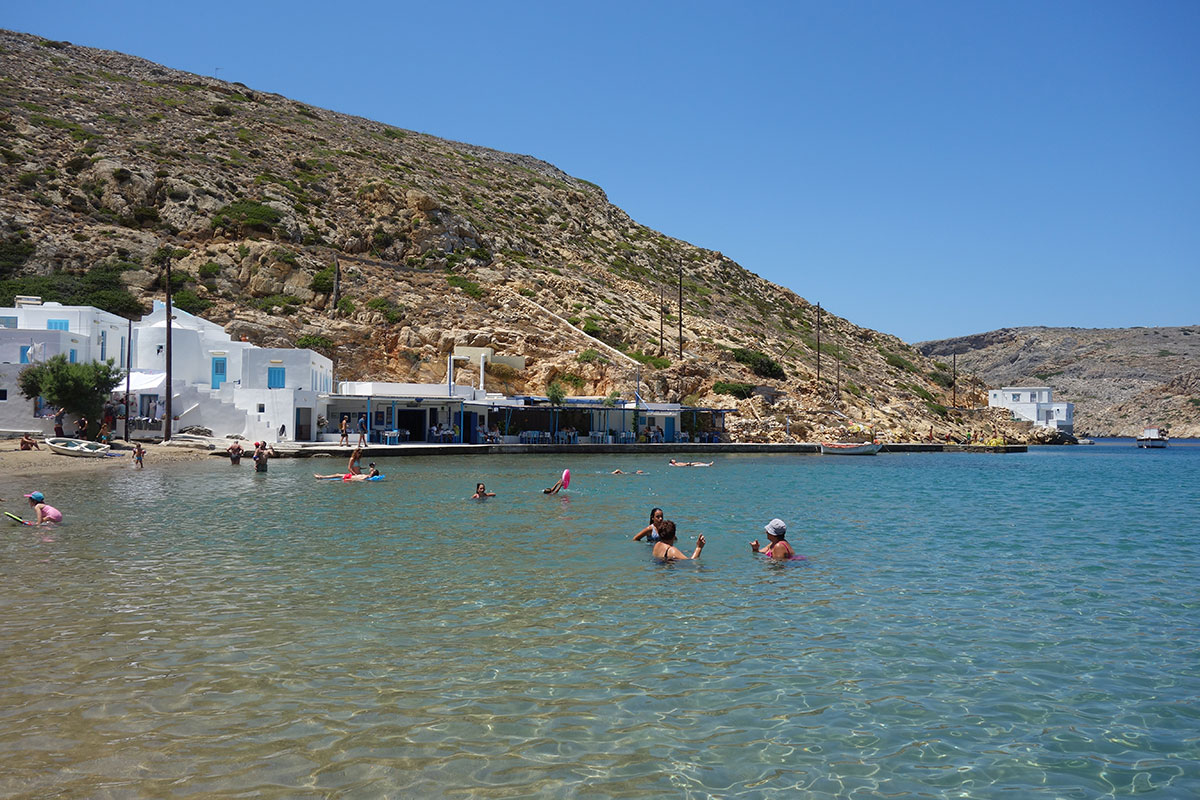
[751,518,796,560]
[253,441,277,473]
[651,520,704,561]
[25,491,63,525]
[339,415,349,446]
[632,507,664,542]
[472,483,495,499]
[357,414,368,447]
[132,443,145,469]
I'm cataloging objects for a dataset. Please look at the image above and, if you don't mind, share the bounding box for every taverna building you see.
[987,386,1074,434]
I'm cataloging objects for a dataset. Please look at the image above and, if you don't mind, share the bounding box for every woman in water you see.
[750,518,796,560]
[632,507,664,542]
[314,464,381,481]
[25,491,63,525]
[347,447,363,475]
[651,520,705,561]
[472,483,496,499]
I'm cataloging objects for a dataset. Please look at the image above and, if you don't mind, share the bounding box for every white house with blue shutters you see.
[0,296,332,442]
[987,385,1074,434]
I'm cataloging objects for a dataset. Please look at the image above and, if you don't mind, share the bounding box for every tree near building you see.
[19,355,124,438]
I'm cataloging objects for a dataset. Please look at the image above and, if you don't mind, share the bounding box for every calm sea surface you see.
[1,442,1198,798]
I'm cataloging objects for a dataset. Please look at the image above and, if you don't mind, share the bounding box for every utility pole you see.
[659,284,664,356]
[815,302,821,387]
[163,254,173,442]
[124,317,132,442]
[677,262,683,359]
[952,352,957,408]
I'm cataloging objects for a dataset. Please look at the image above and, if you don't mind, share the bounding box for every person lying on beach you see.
[314,464,381,481]
[668,459,713,467]
[651,520,704,561]
[25,491,63,525]
[632,507,664,542]
[751,518,797,560]
[18,433,41,450]
[472,482,496,499]
[611,469,646,475]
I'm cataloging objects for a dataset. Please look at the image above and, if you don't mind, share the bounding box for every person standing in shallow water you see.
[751,518,797,560]
[253,442,277,473]
[651,520,705,561]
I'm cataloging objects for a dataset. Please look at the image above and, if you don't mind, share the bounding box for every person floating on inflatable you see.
[314,464,381,481]
[25,491,63,525]
[751,518,802,560]
[544,468,570,494]
[669,459,713,467]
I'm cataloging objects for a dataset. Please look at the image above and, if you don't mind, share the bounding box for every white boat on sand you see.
[46,437,112,457]
[820,441,882,455]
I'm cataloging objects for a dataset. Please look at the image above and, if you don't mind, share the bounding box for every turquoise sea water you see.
[1,443,1198,798]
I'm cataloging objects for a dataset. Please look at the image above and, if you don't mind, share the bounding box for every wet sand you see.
[0,440,213,498]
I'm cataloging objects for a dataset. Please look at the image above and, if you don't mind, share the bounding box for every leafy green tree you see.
[19,355,124,437]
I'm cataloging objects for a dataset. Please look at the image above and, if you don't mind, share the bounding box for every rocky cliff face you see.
[1,30,1034,443]
[918,326,1200,437]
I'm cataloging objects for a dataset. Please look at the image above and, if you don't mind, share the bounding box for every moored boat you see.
[45,437,112,457]
[820,441,882,455]
[1135,427,1169,448]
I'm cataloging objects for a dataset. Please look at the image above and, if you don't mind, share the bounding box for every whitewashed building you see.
[0,297,332,442]
[988,386,1074,433]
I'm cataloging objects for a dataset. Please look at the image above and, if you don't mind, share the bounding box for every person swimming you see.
[632,507,664,542]
[472,482,496,499]
[651,520,705,561]
[750,518,799,560]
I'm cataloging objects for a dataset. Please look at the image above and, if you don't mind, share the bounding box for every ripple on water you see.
[1,447,1199,796]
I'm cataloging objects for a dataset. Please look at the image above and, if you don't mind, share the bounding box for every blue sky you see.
[7,1,1198,342]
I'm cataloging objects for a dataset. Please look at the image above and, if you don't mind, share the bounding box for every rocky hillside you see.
[918,326,1200,437]
[1,29,1031,443]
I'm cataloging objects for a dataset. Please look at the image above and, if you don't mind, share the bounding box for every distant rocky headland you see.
[919,326,1200,438]
[1,29,1048,443]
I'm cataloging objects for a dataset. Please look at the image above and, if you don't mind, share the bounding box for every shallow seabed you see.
[1,444,1198,798]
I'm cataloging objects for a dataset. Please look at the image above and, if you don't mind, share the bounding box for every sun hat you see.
[25,491,45,502]
[764,518,787,538]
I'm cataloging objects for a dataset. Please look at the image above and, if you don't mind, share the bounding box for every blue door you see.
[211,357,227,389]
[665,417,676,442]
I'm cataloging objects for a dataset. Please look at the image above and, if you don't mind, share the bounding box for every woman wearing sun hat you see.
[751,518,796,560]
[25,491,63,525]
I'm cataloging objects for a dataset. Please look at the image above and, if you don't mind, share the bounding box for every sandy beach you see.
[0,439,213,493]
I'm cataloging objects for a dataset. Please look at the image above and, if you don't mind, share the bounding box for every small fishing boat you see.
[1135,427,1169,448]
[820,441,882,455]
[46,437,112,457]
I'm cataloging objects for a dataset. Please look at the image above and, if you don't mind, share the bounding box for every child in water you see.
[472,483,496,499]
[132,443,145,469]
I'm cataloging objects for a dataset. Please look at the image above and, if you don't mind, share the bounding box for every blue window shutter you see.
[47,319,69,331]
[69,349,77,363]
[267,366,285,389]
[20,346,30,363]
